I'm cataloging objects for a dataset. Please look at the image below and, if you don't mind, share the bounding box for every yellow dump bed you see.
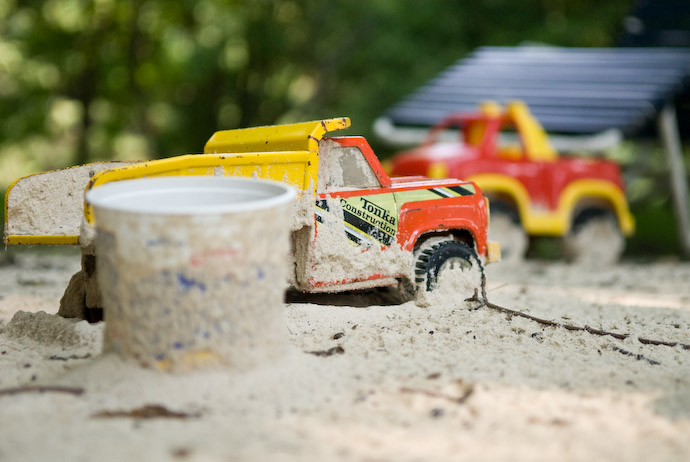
[3,118,350,245]
[205,117,349,154]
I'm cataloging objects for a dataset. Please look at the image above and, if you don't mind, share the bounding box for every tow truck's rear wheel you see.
[413,237,483,305]
[489,201,527,263]
[562,208,624,264]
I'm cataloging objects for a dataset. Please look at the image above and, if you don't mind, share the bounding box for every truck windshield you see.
[319,141,381,191]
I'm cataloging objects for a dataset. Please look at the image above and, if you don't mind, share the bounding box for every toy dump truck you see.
[4,118,499,319]
[389,102,634,263]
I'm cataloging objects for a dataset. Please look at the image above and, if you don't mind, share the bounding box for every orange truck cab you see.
[203,118,500,296]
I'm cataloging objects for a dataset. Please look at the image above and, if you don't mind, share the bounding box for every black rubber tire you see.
[571,208,614,233]
[562,208,624,264]
[414,240,483,292]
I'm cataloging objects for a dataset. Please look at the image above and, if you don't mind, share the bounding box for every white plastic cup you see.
[85,176,296,371]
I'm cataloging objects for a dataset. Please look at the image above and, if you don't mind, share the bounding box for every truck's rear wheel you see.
[414,237,483,304]
[562,209,624,264]
[489,201,527,263]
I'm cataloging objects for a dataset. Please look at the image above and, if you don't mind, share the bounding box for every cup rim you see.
[85,176,297,215]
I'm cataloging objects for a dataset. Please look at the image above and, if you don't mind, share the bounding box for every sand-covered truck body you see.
[4,118,499,318]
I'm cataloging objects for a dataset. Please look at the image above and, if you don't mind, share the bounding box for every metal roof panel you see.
[384,46,690,134]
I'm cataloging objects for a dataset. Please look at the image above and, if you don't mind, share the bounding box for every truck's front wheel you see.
[562,209,624,264]
[413,238,483,305]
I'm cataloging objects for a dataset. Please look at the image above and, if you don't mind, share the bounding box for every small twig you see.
[93,404,200,420]
[306,346,344,357]
[469,291,603,335]
[0,385,84,397]
[584,325,628,340]
[638,337,690,350]
[470,274,690,353]
[401,384,474,405]
[49,354,92,361]
[611,346,660,366]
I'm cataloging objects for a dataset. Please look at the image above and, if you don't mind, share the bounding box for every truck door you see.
[305,140,405,290]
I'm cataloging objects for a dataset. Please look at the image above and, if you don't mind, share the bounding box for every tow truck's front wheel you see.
[413,237,483,305]
[562,209,624,264]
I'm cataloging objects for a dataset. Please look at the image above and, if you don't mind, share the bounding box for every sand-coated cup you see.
[85,176,296,371]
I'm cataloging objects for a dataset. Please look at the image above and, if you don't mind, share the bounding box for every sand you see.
[5,162,130,238]
[1,247,689,461]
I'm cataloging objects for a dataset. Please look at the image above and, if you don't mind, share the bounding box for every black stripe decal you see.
[344,228,363,245]
[315,199,329,211]
[448,185,473,196]
[315,200,327,224]
[343,210,394,246]
[429,186,474,198]
[345,229,362,245]
[429,189,449,198]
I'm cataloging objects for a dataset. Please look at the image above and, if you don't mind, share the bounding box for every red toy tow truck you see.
[389,101,635,263]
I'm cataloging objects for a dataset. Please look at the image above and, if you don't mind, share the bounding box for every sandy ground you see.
[1,247,689,461]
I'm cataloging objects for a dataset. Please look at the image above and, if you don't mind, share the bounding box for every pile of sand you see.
[1,249,689,461]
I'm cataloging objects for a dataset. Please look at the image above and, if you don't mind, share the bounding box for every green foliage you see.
[628,200,680,255]
[606,140,690,256]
